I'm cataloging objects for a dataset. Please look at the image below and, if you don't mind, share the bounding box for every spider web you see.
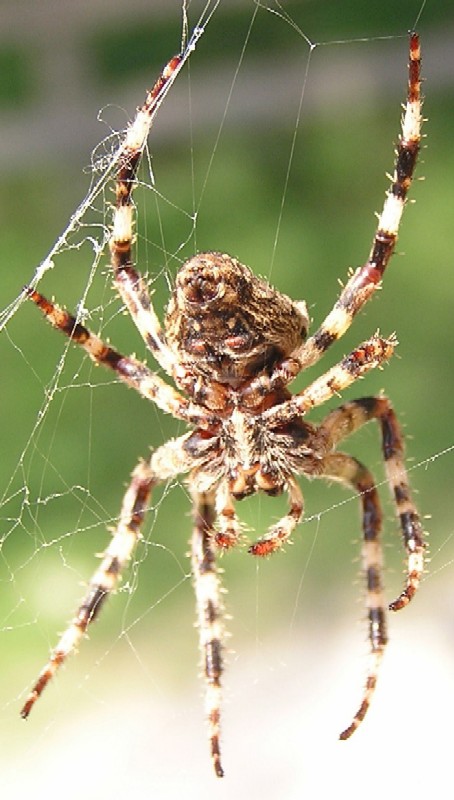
[1,1,453,796]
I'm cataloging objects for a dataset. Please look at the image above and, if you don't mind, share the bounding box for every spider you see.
[21,33,425,778]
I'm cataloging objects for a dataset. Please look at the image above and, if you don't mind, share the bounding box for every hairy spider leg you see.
[20,433,201,708]
[109,50,195,378]
[247,32,422,396]
[264,333,395,426]
[317,452,387,740]
[295,33,422,372]
[26,289,209,427]
[21,459,156,718]
[191,490,226,778]
[318,396,425,610]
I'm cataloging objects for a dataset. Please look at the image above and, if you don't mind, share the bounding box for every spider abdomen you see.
[166,252,309,387]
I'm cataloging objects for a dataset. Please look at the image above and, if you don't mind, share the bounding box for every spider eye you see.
[183,274,221,305]
[176,255,225,307]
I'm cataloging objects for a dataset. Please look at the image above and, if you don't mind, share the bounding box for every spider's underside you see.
[21,35,425,778]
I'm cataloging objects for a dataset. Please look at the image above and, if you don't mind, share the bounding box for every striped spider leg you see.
[295,33,423,372]
[191,488,226,778]
[315,396,424,738]
[243,31,423,397]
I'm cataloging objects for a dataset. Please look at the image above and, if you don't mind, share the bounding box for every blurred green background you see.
[1,1,453,796]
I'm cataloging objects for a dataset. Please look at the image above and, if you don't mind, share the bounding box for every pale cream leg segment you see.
[191,489,225,778]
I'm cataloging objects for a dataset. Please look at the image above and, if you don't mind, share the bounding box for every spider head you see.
[165,251,309,385]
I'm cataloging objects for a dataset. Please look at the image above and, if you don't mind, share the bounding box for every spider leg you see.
[27,289,210,427]
[316,452,387,740]
[318,396,425,610]
[191,489,226,778]
[264,32,422,389]
[109,57,183,378]
[248,476,304,556]
[21,434,196,719]
[108,43,206,376]
[263,333,395,426]
[298,33,421,371]
[21,458,155,718]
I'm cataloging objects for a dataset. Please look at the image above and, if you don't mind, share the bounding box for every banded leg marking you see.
[319,453,387,740]
[264,334,395,426]
[291,33,423,375]
[109,55,186,375]
[26,289,208,426]
[191,490,225,778]
[21,459,155,719]
[319,396,425,610]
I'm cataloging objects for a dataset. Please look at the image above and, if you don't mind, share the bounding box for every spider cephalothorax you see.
[21,33,425,779]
